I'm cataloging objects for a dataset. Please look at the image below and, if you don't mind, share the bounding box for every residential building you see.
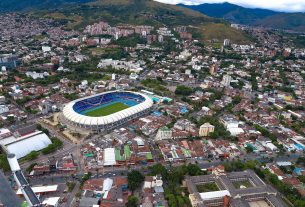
[155,126,172,141]
[199,123,215,137]
[221,75,232,87]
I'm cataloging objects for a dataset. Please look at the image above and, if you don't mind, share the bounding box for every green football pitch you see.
[84,102,130,117]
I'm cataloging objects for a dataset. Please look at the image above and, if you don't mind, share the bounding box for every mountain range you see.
[1,0,305,32]
[0,0,254,43]
[179,2,305,32]
[0,0,213,26]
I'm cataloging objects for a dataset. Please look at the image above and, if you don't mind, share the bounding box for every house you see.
[155,126,172,141]
[199,123,215,137]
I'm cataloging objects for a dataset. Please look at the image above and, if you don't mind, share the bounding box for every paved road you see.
[0,171,22,206]
[20,121,78,169]
[20,145,77,169]
[63,182,80,207]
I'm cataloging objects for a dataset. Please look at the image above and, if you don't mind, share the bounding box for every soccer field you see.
[84,102,130,117]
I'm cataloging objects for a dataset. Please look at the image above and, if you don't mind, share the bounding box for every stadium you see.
[62,91,153,132]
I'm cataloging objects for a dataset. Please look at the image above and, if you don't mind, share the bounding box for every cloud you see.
[154,0,305,12]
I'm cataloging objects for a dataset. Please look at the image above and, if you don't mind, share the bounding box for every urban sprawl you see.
[0,13,305,207]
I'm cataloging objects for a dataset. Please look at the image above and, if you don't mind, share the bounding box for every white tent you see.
[103,148,116,166]
[4,131,52,159]
[103,178,113,192]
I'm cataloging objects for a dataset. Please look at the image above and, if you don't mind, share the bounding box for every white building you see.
[221,75,232,87]
[199,123,215,137]
[129,73,139,80]
[155,126,172,141]
[42,197,60,207]
[79,80,88,90]
[97,59,143,73]
[111,74,116,80]
[0,96,5,104]
[223,39,230,47]
[157,27,173,36]
[222,120,244,136]
[200,190,231,201]
[0,105,9,114]
[185,69,192,75]
[228,127,244,136]
[42,46,51,53]
[25,71,49,80]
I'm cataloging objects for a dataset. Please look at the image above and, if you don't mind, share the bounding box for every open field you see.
[84,102,129,117]
[199,23,252,44]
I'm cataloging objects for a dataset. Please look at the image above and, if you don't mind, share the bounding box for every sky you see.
[154,0,305,12]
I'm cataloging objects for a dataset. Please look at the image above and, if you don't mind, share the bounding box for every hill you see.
[254,13,305,32]
[179,2,277,25]
[179,2,305,32]
[0,0,94,13]
[55,0,251,43]
[0,0,251,43]
[0,0,212,26]
[197,23,252,44]
[44,0,215,28]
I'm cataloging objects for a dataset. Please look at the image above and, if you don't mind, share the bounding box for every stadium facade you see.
[62,91,153,132]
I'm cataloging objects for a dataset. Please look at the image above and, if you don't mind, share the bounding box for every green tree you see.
[128,170,144,192]
[42,137,63,154]
[187,164,202,176]
[126,196,138,207]
[26,163,37,173]
[6,116,15,123]
[81,172,92,185]
[149,163,168,178]
[24,151,39,161]
[175,85,193,96]
[36,124,49,135]
[0,154,10,171]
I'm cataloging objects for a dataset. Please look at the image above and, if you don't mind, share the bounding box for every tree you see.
[36,124,49,135]
[26,163,37,173]
[167,194,177,207]
[296,157,305,166]
[81,172,92,185]
[175,85,193,96]
[128,170,144,192]
[41,137,63,154]
[126,196,138,207]
[149,163,168,178]
[6,116,15,123]
[186,164,202,176]
[24,151,39,161]
[0,154,10,171]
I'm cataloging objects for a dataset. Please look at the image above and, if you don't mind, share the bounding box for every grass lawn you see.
[84,102,129,117]
[196,183,219,193]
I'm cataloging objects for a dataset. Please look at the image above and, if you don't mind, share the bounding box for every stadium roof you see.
[62,91,153,126]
